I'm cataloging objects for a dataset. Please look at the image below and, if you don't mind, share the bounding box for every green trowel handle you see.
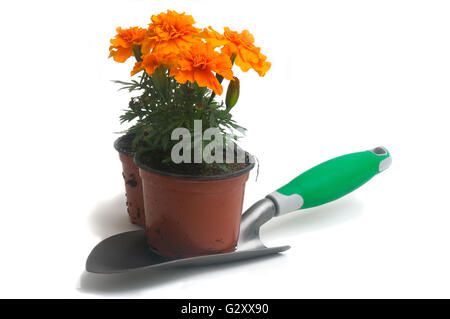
[266,147,391,216]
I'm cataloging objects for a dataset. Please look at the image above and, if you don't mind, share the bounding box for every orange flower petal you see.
[218,69,233,80]
[194,70,223,95]
[141,38,156,55]
[239,47,259,64]
[131,62,144,75]
[201,26,228,48]
[172,43,233,93]
[111,47,133,63]
[209,77,223,95]
[146,10,201,55]
[234,54,252,72]
[154,40,180,54]
[240,30,255,43]
[109,26,146,62]
[254,60,271,76]
[218,27,271,76]
[193,69,212,88]
[174,70,195,84]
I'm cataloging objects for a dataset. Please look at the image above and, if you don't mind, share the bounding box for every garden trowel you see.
[86,147,391,273]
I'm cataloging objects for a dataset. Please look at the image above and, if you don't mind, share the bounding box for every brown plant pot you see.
[135,153,255,259]
[114,135,145,227]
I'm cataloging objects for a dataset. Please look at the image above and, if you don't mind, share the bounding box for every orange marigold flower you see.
[131,52,176,76]
[170,43,233,95]
[203,27,271,76]
[142,10,201,55]
[109,27,147,63]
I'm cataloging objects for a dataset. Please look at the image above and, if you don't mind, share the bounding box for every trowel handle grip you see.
[266,147,391,216]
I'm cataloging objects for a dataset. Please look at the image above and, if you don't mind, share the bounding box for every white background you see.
[1,0,449,298]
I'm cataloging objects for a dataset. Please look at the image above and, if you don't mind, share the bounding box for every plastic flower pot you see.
[135,152,255,258]
[114,135,145,227]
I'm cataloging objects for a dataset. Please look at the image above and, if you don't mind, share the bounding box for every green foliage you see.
[116,67,245,164]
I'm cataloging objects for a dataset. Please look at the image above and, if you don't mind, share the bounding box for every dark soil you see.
[115,134,149,155]
[139,150,253,177]
[115,134,136,155]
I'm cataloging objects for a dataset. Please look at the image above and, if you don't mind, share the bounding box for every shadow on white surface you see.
[261,198,364,241]
[81,195,363,295]
[78,254,287,295]
[88,193,140,239]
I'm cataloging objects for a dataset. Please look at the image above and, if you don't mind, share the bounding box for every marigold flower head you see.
[142,10,201,55]
[109,27,147,63]
[203,27,271,76]
[131,52,176,76]
[170,43,233,95]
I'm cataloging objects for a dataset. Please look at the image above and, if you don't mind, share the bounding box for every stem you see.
[132,45,143,62]
[140,71,147,85]
[152,66,169,105]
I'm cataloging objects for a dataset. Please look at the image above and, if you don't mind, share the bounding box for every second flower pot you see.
[114,135,145,227]
[135,152,255,259]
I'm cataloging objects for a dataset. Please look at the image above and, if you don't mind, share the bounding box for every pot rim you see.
[134,150,255,181]
[114,134,135,156]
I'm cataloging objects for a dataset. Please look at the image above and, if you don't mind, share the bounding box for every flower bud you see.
[226,77,240,109]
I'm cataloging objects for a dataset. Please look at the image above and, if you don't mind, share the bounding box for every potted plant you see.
[109,10,271,258]
[109,27,148,227]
